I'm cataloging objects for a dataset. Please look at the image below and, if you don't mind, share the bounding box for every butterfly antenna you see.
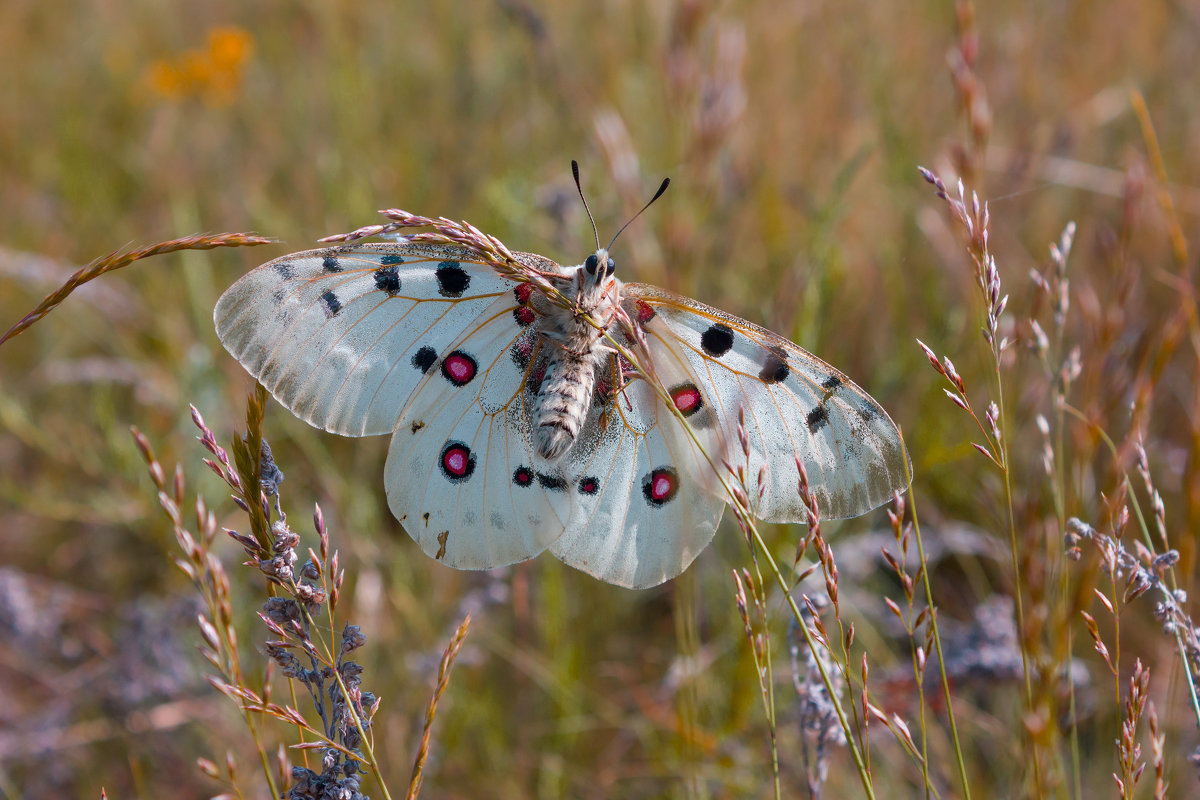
[572,160,601,252]
[607,176,670,251]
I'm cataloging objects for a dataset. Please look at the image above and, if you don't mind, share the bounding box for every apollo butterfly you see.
[214,167,908,588]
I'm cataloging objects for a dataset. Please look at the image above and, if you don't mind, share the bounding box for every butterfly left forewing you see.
[215,243,517,437]
[623,284,909,522]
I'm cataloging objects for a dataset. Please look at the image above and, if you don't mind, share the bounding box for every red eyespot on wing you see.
[514,283,535,304]
[441,351,477,386]
[669,383,703,417]
[642,467,678,506]
[439,442,475,482]
[513,306,536,327]
[636,300,656,325]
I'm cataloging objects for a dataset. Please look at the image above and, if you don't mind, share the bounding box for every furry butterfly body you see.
[215,236,908,588]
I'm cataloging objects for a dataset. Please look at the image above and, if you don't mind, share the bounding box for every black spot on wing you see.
[322,256,342,273]
[374,266,401,295]
[412,346,438,373]
[537,472,567,491]
[273,261,295,279]
[759,352,789,383]
[806,405,829,432]
[821,375,843,391]
[700,324,734,357]
[320,291,341,317]
[380,254,405,267]
[436,261,470,297]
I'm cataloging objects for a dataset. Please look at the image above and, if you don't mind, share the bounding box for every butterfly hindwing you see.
[384,292,571,568]
[623,285,909,522]
[549,343,727,588]
[214,243,516,437]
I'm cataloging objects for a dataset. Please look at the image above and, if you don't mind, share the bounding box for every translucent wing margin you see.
[623,284,909,522]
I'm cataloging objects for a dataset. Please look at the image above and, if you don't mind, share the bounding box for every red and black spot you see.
[374,266,401,296]
[617,354,637,381]
[642,467,679,506]
[594,377,613,407]
[537,472,567,491]
[512,466,534,487]
[700,323,734,357]
[669,382,703,417]
[577,476,600,495]
[411,346,438,373]
[439,441,476,483]
[513,283,535,305]
[759,351,789,383]
[440,350,478,386]
[322,255,343,273]
[436,261,470,297]
[636,300,656,325]
[513,306,536,327]
[526,363,546,395]
[806,405,829,432]
[510,333,535,369]
[320,290,342,318]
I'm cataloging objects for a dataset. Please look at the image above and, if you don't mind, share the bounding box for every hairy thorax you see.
[532,265,622,460]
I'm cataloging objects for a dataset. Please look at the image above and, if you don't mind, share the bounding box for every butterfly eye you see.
[584,254,599,275]
[606,257,616,277]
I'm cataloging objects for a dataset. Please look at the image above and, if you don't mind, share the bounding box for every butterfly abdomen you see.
[534,352,597,460]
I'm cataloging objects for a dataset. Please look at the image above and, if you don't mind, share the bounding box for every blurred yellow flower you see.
[144,26,254,107]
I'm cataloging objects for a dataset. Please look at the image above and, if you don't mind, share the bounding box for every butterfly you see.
[214,169,909,588]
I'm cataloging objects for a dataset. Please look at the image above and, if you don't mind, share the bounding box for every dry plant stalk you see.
[0,232,273,346]
[134,388,472,800]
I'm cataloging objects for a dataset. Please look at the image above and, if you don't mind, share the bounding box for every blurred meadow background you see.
[2,0,1200,797]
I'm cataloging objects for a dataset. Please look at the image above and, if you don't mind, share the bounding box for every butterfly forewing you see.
[214,243,515,437]
[623,285,909,521]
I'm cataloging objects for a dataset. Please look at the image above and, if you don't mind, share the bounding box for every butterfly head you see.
[583,249,616,286]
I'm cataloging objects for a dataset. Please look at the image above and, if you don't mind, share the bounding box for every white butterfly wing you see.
[217,241,573,568]
[623,285,909,522]
[214,243,520,437]
[549,337,728,589]
[383,294,573,568]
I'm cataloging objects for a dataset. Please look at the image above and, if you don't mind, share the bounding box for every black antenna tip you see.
[606,173,672,252]
[571,161,601,251]
[652,177,670,202]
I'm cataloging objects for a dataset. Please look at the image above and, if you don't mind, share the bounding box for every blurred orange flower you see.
[145,26,254,107]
